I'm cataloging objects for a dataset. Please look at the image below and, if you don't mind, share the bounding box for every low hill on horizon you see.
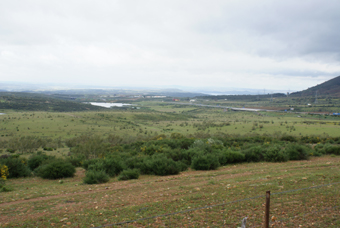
[291,75,340,97]
[0,92,106,112]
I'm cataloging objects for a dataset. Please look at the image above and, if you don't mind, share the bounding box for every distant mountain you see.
[291,75,340,97]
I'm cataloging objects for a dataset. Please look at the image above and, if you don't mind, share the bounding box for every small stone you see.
[89,188,92,191]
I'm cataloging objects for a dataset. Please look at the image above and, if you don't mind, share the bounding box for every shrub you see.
[191,153,220,170]
[123,156,145,170]
[285,144,309,160]
[43,147,54,151]
[102,158,124,177]
[280,135,297,142]
[66,155,85,167]
[264,146,288,162]
[0,157,31,178]
[323,144,340,155]
[243,146,264,162]
[219,150,245,165]
[314,144,325,154]
[28,154,55,171]
[6,149,16,153]
[83,170,109,184]
[142,154,182,176]
[0,164,9,181]
[82,158,101,170]
[36,161,75,179]
[118,169,140,181]
[85,158,123,177]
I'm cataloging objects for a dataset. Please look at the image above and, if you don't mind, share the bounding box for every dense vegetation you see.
[1,133,339,186]
[0,92,105,112]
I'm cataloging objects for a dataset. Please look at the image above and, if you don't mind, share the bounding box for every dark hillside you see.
[291,75,340,97]
[0,92,106,112]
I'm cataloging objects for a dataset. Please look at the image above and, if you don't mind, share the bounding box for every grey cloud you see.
[0,0,339,90]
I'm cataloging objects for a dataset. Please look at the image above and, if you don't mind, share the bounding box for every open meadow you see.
[1,101,340,227]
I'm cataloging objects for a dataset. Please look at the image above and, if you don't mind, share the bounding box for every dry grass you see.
[1,156,340,227]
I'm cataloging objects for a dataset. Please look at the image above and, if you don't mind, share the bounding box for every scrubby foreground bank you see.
[1,154,340,227]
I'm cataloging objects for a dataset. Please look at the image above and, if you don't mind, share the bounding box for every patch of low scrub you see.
[264,146,288,162]
[35,161,76,179]
[0,157,31,178]
[285,144,309,160]
[118,169,140,181]
[219,149,245,165]
[28,153,55,171]
[142,154,182,175]
[83,170,109,184]
[191,153,220,170]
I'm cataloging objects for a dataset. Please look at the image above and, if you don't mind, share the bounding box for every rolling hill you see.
[0,92,106,112]
[291,75,340,97]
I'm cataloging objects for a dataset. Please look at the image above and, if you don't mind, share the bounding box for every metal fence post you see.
[265,191,270,228]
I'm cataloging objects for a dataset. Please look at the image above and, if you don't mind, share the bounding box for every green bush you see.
[118,169,140,181]
[82,158,101,170]
[314,144,325,154]
[28,153,55,171]
[35,161,75,179]
[123,156,146,170]
[264,146,288,162]
[280,135,297,142]
[285,144,309,160]
[219,150,245,165]
[243,146,264,162]
[102,158,123,177]
[66,155,85,167]
[191,153,220,170]
[6,148,16,153]
[85,158,123,177]
[43,147,54,151]
[142,154,182,176]
[83,170,109,184]
[323,144,340,155]
[0,157,31,178]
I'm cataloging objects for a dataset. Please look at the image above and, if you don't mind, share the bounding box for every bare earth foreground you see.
[1,156,340,227]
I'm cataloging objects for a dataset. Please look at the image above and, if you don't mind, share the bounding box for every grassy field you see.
[1,102,340,142]
[0,156,339,227]
[1,101,340,227]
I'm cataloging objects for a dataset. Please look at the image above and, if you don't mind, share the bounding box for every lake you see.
[89,102,132,108]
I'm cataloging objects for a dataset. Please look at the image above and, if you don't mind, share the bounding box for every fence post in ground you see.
[265,191,270,228]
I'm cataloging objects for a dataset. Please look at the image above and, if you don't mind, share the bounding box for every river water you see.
[88,102,132,108]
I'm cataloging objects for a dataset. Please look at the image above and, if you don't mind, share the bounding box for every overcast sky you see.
[1,0,340,92]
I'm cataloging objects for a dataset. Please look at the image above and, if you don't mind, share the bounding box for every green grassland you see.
[1,100,340,227]
[1,101,340,143]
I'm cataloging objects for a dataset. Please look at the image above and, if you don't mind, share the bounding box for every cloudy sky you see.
[1,0,340,92]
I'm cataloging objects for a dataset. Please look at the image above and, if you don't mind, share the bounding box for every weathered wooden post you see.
[265,191,270,228]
